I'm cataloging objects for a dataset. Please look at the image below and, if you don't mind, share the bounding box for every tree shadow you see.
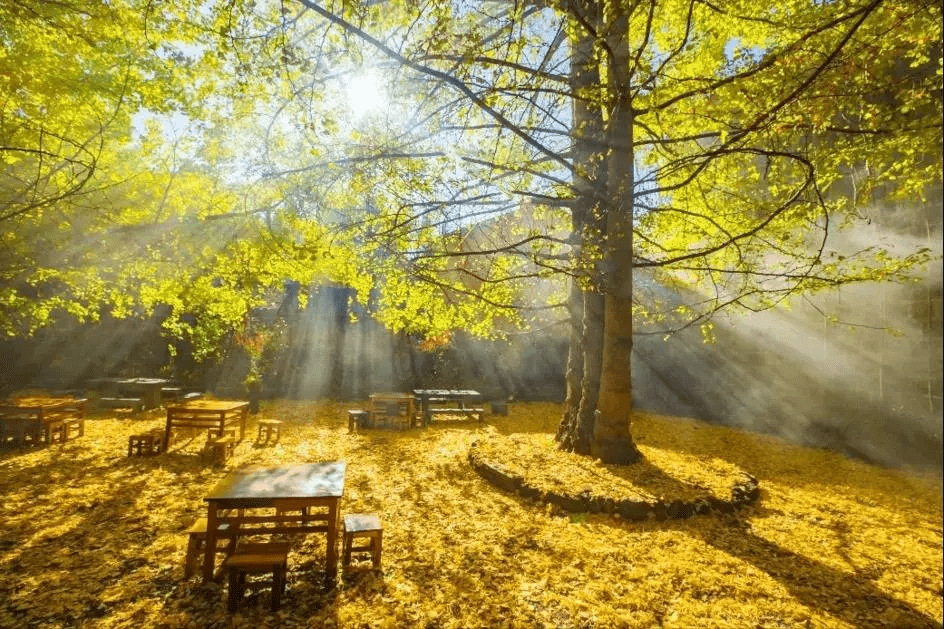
[600,454,718,504]
[685,506,942,629]
[632,412,943,518]
[475,435,940,628]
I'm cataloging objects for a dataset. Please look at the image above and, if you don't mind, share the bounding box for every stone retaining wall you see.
[468,442,759,521]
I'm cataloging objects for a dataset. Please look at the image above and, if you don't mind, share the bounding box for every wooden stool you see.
[64,416,85,440]
[45,420,67,445]
[256,419,283,443]
[348,410,369,433]
[128,432,161,456]
[224,542,290,612]
[342,513,382,573]
[204,435,235,465]
[183,517,237,579]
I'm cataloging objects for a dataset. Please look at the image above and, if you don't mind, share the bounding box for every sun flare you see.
[347,72,385,118]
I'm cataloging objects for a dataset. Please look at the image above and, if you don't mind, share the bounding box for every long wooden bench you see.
[98,397,145,411]
[426,407,486,421]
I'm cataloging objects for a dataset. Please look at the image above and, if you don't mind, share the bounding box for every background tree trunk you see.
[558,279,585,445]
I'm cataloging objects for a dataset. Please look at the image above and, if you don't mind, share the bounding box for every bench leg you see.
[271,566,285,611]
[227,569,242,611]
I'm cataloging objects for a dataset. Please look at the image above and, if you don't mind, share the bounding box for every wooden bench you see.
[341,513,382,573]
[0,417,43,448]
[183,517,237,579]
[225,542,290,612]
[428,407,485,421]
[44,419,67,445]
[98,397,145,412]
[160,387,183,401]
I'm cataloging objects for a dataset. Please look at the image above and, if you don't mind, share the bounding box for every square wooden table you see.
[122,378,170,409]
[0,396,86,446]
[201,461,347,583]
[163,399,248,451]
[87,377,170,409]
[412,389,484,424]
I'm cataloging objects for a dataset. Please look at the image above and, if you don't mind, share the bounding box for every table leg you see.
[163,419,173,453]
[325,500,339,582]
[144,385,158,410]
[202,503,218,583]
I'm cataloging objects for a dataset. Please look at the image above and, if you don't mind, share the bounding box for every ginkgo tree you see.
[233,0,938,463]
[2,0,940,466]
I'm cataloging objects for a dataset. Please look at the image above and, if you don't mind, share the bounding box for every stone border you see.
[468,441,759,521]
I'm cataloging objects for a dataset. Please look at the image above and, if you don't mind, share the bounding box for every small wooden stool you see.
[256,419,283,443]
[224,542,290,612]
[45,420,67,445]
[204,434,235,465]
[348,410,369,433]
[128,432,161,456]
[341,513,382,573]
[64,416,85,440]
[183,517,237,579]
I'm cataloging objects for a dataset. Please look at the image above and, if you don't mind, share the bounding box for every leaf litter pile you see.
[0,401,940,629]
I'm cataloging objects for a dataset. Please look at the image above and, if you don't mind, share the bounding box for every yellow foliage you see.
[0,402,939,628]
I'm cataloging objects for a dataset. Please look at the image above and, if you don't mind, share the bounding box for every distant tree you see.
[0,0,230,336]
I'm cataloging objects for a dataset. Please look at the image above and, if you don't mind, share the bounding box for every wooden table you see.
[202,461,347,583]
[163,399,248,451]
[412,389,484,424]
[87,377,169,409]
[122,378,169,409]
[368,392,416,429]
[0,396,86,446]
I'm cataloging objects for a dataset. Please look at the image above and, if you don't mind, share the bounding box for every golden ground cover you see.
[0,401,940,629]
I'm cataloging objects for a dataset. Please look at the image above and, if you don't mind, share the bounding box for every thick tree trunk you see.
[557,0,606,455]
[591,5,641,464]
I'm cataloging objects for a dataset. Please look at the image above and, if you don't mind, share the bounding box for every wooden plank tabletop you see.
[205,462,346,502]
[1,397,86,411]
[166,399,248,412]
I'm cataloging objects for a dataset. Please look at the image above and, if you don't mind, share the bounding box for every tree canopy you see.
[2,0,940,459]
